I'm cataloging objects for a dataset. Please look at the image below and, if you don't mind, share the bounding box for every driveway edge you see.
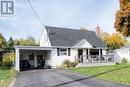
[9,78,16,87]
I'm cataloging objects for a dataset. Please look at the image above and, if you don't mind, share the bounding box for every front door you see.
[78,49,83,63]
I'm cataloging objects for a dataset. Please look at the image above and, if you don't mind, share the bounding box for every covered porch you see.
[76,48,114,65]
[15,46,52,71]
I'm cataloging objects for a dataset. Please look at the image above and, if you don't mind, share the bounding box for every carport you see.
[14,46,52,71]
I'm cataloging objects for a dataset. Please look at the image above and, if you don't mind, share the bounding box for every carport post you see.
[34,53,37,67]
[15,48,20,71]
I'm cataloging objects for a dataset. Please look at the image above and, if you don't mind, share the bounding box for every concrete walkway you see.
[13,69,129,87]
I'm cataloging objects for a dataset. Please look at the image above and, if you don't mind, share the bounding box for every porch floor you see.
[76,62,115,67]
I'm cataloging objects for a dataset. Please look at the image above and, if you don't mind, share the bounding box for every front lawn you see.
[0,67,16,87]
[69,64,130,86]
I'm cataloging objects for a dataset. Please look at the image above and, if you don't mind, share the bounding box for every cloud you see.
[0,0,120,40]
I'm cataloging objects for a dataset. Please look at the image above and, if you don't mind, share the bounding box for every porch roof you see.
[14,45,52,50]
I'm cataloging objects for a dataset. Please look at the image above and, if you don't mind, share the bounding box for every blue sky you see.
[0,0,119,41]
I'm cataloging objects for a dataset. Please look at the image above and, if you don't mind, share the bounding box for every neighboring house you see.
[114,44,130,63]
[15,26,114,71]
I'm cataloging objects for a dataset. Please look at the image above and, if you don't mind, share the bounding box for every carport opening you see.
[19,49,51,71]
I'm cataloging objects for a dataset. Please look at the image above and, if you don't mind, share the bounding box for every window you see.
[57,48,71,56]
[60,48,68,56]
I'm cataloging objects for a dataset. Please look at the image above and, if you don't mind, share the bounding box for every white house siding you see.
[15,48,20,71]
[51,48,78,67]
[40,29,51,47]
[129,49,130,62]
[115,49,130,63]
[102,49,106,55]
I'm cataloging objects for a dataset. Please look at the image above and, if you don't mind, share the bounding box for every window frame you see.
[60,48,68,56]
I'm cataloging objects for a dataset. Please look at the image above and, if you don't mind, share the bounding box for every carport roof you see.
[14,46,52,50]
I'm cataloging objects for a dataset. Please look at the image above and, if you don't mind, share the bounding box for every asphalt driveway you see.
[13,69,129,87]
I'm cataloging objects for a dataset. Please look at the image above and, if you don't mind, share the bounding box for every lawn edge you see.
[66,68,130,87]
[9,78,16,87]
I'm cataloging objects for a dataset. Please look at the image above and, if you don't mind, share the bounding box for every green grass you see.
[69,64,130,86]
[0,67,16,87]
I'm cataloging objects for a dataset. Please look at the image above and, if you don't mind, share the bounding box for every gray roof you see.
[46,26,107,48]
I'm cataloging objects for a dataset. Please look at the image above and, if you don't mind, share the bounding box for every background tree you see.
[115,0,130,36]
[0,33,7,50]
[99,32,110,44]
[0,33,7,66]
[26,36,36,45]
[80,27,88,31]
[106,33,127,50]
[14,36,36,46]
[7,37,14,52]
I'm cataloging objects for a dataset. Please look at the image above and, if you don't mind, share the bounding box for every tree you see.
[14,36,36,46]
[0,33,7,50]
[114,0,130,36]
[80,27,88,31]
[14,39,20,45]
[2,52,15,67]
[106,33,127,50]
[27,36,36,45]
[7,37,14,51]
[100,32,110,43]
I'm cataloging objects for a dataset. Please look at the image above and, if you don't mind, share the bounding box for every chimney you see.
[95,24,101,36]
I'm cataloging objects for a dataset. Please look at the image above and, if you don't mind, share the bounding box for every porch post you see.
[88,49,90,55]
[15,48,20,71]
[99,49,101,55]
[83,49,86,63]
[99,49,101,61]
[88,49,90,62]
[34,53,37,67]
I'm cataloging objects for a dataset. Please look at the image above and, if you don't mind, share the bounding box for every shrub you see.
[2,52,15,67]
[69,61,78,67]
[62,59,71,68]
[115,62,120,65]
[121,58,128,64]
[61,59,78,68]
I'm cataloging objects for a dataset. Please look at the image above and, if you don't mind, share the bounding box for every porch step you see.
[76,62,115,67]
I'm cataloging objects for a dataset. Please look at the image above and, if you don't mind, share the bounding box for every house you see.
[113,44,130,63]
[14,26,114,71]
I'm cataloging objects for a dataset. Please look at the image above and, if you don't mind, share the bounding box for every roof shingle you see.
[46,26,107,48]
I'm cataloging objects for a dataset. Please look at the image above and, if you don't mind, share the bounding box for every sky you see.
[0,0,120,41]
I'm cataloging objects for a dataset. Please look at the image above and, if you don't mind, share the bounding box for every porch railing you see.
[76,55,114,63]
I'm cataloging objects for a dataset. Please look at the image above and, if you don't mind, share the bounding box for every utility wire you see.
[26,0,45,27]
